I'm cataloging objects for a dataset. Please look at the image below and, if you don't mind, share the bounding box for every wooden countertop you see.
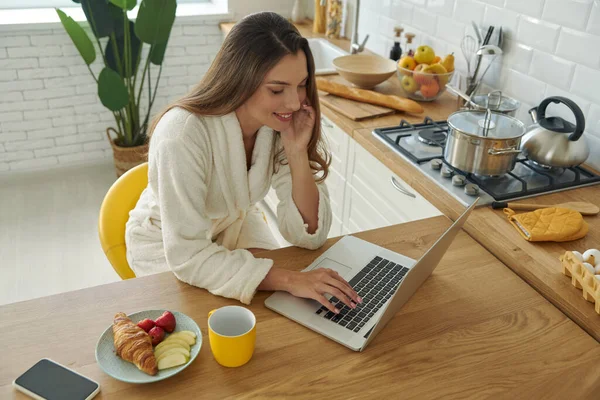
[221,20,600,340]
[3,217,600,398]
[352,126,600,342]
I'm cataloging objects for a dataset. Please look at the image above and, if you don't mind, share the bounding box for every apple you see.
[157,352,188,370]
[423,63,450,86]
[154,311,176,333]
[413,45,435,65]
[413,64,433,86]
[164,332,196,346]
[156,347,190,363]
[136,318,155,333]
[420,80,440,99]
[157,337,190,351]
[154,342,188,359]
[148,326,165,346]
[397,56,416,75]
[401,75,418,94]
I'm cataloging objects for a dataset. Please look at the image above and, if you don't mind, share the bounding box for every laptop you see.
[264,198,479,351]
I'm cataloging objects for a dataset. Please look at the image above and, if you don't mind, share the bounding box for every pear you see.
[441,53,455,73]
[157,352,188,370]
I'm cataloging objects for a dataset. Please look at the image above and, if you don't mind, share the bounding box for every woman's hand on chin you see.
[280,102,315,156]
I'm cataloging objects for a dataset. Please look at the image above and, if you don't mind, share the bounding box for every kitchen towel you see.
[504,207,588,242]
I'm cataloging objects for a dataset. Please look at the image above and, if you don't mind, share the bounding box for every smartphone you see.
[13,358,100,400]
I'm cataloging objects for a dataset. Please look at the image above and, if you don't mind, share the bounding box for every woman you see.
[126,12,361,314]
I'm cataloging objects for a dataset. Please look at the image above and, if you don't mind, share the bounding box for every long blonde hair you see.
[148,12,330,181]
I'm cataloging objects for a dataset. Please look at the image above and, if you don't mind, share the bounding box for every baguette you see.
[316,78,423,114]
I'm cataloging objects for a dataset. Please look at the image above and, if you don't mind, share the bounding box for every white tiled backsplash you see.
[354,0,600,170]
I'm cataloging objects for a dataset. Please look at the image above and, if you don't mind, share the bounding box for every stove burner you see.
[529,160,565,175]
[372,117,600,205]
[417,129,447,146]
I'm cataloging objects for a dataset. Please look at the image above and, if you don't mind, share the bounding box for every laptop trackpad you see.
[311,258,353,279]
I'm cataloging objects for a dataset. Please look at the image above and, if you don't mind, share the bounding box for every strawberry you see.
[154,311,176,333]
[148,326,165,346]
[136,318,155,333]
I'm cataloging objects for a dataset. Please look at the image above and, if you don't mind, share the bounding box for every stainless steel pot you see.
[470,91,520,117]
[445,110,526,176]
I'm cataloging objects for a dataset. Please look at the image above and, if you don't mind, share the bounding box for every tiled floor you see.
[0,161,120,305]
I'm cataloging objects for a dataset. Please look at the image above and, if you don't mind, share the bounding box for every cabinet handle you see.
[390,176,416,198]
[321,118,334,129]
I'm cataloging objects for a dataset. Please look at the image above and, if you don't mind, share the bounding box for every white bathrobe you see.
[125,107,332,304]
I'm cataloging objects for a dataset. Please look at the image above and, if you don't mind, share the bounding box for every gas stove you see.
[372,117,600,207]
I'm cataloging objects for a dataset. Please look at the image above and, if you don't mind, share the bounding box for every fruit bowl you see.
[396,66,454,102]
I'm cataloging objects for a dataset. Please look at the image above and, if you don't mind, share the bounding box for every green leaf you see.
[150,39,168,65]
[134,0,177,45]
[106,20,141,77]
[109,0,137,11]
[80,0,125,38]
[98,68,129,111]
[56,9,96,65]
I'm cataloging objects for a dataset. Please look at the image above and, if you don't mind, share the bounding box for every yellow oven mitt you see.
[504,207,589,242]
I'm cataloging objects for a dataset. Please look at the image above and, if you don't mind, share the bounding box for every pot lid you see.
[471,94,520,112]
[447,110,526,139]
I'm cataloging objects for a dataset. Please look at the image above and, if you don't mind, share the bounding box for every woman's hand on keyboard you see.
[286,269,362,313]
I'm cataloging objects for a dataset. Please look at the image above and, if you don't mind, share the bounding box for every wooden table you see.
[2,217,600,399]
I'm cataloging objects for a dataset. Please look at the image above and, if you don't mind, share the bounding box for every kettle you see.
[520,96,589,168]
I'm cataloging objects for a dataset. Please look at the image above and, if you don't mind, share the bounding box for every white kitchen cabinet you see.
[342,137,441,234]
[260,115,349,243]
[261,117,440,245]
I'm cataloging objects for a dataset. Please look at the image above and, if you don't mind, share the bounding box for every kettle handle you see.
[537,96,586,141]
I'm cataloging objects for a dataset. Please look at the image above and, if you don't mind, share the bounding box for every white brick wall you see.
[355,0,600,171]
[0,13,228,174]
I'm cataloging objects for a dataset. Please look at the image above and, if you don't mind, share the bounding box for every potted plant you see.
[57,0,177,176]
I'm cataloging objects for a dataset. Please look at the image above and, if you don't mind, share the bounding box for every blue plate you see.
[95,310,202,383]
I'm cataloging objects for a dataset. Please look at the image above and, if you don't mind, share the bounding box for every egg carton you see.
[560,249,600,315]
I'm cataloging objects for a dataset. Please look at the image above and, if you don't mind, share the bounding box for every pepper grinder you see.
[389,26,403,61]
[405,32,416,57]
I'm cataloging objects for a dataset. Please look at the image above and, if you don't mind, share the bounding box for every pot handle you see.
[536,96,586,141]
[488,148,522,155]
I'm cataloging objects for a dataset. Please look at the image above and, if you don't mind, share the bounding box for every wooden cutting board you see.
[319,92,396,121]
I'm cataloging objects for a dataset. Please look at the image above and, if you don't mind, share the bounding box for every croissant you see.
[112,312,158,376]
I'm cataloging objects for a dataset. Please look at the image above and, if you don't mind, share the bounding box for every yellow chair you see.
[98,162,148,280]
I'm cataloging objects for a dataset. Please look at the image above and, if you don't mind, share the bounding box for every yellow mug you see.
[207,306,256,367]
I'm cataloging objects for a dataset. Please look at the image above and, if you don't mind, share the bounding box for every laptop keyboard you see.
[315,256,409,333]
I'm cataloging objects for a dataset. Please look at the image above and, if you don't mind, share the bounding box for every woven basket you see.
[106,129,149,177]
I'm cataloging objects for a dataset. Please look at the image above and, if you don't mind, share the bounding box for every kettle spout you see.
[528,107,539,124]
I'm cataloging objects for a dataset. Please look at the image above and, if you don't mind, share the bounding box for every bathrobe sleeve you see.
[150,117,273,305]
[271,153,332,250]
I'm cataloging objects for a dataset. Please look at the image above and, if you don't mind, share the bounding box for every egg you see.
[571,251,584,262]
[583,262,595,274]
[596,275,600,282]
[583,249,600,266]
[596,264,600,274]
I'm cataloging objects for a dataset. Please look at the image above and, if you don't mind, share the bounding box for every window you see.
[1,0,210,10]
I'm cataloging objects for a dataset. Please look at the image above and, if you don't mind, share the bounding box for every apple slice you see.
[156,337,190,352]
[157,352,188,370]
[156,347,190,363]
[167,331,196,345]
[154,343,188,359]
